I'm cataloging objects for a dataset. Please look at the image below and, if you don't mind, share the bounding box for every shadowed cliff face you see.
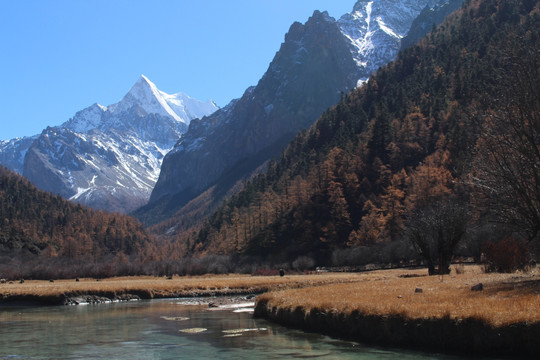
[139,1,455,226]
[401,0,464,50]
[142,11,361,223]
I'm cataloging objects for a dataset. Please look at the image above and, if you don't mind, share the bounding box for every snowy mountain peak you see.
[64,103,107,133]
[18,76,219,213]
[109,74,183,122]
[139,74,153,86]
[63,76,219,134]
[338,0,441,83]
[109,75,219,125]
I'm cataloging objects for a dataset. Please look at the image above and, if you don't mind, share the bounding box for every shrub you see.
[483,236,530,273]
[251,268,280,276]
[292,256,315,272]
[453,263,465,274]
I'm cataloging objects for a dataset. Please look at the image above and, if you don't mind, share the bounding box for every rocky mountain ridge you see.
[338,0,442,85]
[1,76,217,213]
[140,0,454,226]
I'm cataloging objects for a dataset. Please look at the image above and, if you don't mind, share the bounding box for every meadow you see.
[254,265,540,356]
[3,264,539,355]
[255,265,540,327]
[0,272,362,304]
[2,265,539,327]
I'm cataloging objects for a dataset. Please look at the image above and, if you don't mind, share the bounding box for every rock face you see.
[0,136,38,175]
[401,0,464,50]
[338,0,443,85]
[145,10,359,219]
[141,0,452,225]
[20,76,218,213]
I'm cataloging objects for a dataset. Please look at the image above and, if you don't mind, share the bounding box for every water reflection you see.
[0,299,486,359]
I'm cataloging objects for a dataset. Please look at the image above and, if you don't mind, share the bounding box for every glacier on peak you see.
[14,75,219,213]
[108,75,183,122]
[338,0,442,80]
[64,75,218,134]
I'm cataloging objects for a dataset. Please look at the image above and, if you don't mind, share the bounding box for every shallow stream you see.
[0,298,489,359]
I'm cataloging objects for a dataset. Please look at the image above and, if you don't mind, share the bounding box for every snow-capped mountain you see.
[140,0,459,226]
[0,136,38,174]
[401,0,464,50]
[17,75,218,213]
[338,0,442,85]
[64,75,217,136]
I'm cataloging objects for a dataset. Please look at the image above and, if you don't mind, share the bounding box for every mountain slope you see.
[139,0,444,227]
[0,165,148,257]
[139,10,361,224]
[338,0,443,84]
[19,76,218,213]
[0,136,38,175]
[401,0,464,49]
[185,0,540,262]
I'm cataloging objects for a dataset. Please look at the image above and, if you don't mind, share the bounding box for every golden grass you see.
[0,272,362,301]
[3,265,540,327]
[256,265,540,327]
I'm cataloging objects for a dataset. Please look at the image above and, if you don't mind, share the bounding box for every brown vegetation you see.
[182,0,540,268]
[0,166,149,259]
[255,265,540,356]
[256,265,540,327]
[0,272,362,305]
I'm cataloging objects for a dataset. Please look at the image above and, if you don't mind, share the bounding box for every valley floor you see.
[0,272,362,305]
[1,266,539,356]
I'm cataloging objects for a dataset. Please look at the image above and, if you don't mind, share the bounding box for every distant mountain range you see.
[0,0,461,220]
[1,76,217,213]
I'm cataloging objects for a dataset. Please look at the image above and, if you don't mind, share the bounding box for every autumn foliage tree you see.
[0,166,151,278]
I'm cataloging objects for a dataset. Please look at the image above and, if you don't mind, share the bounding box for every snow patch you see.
[377,17,402,38]
[264,104,274,115]
[338,0,438,80]
[108,75,218,126]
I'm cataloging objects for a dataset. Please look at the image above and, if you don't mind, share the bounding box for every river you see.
[0,298,486,359]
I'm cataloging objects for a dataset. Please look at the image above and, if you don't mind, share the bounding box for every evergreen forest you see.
[0,166,152,278]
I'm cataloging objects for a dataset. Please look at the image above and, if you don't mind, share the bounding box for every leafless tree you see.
[407,199,469,275]
[472,38,540,240]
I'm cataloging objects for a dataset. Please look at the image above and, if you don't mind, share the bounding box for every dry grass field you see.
[0,272,363,304]
[2,265,540,328]
[256,265,540,327]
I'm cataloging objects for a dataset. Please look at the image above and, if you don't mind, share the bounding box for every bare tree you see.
[407,199,469,275]
[472,38,540,240]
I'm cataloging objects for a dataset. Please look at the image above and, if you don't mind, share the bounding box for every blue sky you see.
[0,1,354,140]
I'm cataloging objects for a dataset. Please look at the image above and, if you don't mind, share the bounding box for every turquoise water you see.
[0,299,480,359]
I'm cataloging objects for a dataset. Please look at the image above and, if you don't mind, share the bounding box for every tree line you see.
[0,166,153,278]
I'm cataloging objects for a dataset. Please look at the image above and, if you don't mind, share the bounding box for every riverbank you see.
[254,265,540,358]
[0,272,362,306]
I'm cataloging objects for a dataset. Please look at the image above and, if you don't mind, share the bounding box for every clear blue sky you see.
[0,1,354,140]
